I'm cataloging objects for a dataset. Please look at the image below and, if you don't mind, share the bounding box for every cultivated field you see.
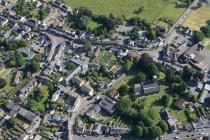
[182,4,210,31]
[64,0,186,23]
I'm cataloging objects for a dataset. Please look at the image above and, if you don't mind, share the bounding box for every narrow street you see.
[166,0,200,44]
[161,129,210,140]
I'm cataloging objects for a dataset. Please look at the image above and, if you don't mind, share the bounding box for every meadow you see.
[64,0,186,23]
[182,4,210,31]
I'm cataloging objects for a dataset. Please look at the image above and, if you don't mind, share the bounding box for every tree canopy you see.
[193,31,205,43]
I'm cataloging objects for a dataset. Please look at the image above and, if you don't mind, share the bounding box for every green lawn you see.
[65,0,186,22]
[87,21,101,30]
[112,72,136,90]
[176,111,188,124]
[0,68,29,95]
[100,52,117,68]
[28,85,50,113]
[202,38,210,50]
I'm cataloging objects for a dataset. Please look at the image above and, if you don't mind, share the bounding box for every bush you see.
[0,78,6,88]
[193,31,205,43]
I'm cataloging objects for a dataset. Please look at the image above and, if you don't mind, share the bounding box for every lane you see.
[165,0,200,44]
[161,129,210,140]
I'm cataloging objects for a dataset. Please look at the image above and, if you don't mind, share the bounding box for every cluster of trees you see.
[26,59,40,73]
[160,94,172,107]
[182,66,195,82]
[129,27,140,40]
[98,65,113,78]
[128,18,156,40]
[117,96,168,138]
[128,18,151,30]
[67,7,122,37]
[28,85,50,113]
[12,0,34,16]
[193,31,206,43]
[0,40,28,50]
[35,8,48,21]
[49,100,65,111]
[185,0,192,7]
[200,21,210,37]
[134,6,144,14]
[138,53,161,78]
[83,40,92,51]
[8,52,26,67]
[193,21,210,43]
[122,56,134,72]
[165,68,196,102]
[66,63,76,72]
[128,23,165,41]
[159,17,174,26]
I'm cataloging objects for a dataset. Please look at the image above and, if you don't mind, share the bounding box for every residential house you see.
[161,109,178,132]
[85,124,94,135]
[51,89,60,102]
[25,19,39,28]
[71,76,84,87]
[34,0,41,8]
[108,90,119,101]
[67,96,80,113]
[0,115,10,132]
[183,29,193,36]
[12,71,22,86]
[4,102,41,134]
[20,25,32,33]
[134,82,160,96]
[85,104,101,118]
[0,16,8,26]
[196,82,203,92]
[109,127,131,135]
[47,114,65,123]
[81,84,94,96]
[92,123,102,136]
[172,36,187,51]
[65,56,89,84]
[99,95,116,114]
[204,83,210,92]
[75,121,86,135]
[18,78,37,102]
[174,98,185,110]
[179,43,207,71]
[59,88,81,113]
[94,47,100,58]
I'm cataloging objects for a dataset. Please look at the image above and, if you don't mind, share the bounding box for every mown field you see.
[182,4,210,31]
[64,0,186,23]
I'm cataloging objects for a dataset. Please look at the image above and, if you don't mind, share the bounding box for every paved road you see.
[63,85,97,140]
[74,135,117,140]
[161,129,210,140]
[166,0,199,44]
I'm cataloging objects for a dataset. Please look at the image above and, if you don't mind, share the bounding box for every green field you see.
[182,4,210,31]
[0,69,26,94]
[64,0,186,22]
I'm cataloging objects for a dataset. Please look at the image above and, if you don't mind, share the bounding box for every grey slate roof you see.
[134,82,160,96]
[142,82,160,94]
[17,107,37,122]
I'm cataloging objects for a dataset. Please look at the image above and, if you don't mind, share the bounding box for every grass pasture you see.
[65,0,186,23]
[182,4,210,31]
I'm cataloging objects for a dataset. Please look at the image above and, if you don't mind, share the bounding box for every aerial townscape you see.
[0,0,210,140]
